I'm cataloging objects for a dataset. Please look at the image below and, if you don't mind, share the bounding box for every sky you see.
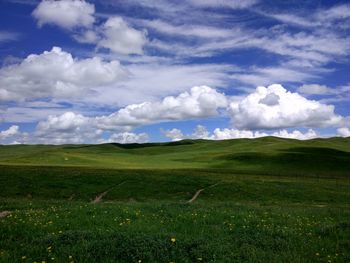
[0,0,350,144]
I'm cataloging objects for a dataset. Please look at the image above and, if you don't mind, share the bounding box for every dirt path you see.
[187,189,204,203]
[187,182,221,203]
[92,190,109,204]
[0,211,11,218]
[91,181,127,204]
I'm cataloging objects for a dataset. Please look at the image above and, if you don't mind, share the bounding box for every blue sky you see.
[0,0,350,144]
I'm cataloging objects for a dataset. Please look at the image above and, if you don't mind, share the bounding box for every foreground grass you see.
[0,165,349,262]
[1,199,349,263]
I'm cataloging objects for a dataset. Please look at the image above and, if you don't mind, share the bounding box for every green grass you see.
[1,137,350,175]
[0,137,350,262]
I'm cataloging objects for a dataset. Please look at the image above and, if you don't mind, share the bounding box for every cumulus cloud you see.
[33,112,101,144]
[36,112,89,134]
[162,125,318,141]
[212,128,318,140]
[271,129,317,140]
[96,86,227,130]
[161,128,184,141]
[0,47,126,102]
[0,112,149,145]
[211,128,267,140]
[32,0,95,29]
[32,0,147,55]
[35,112,149,144]
[3,86,226,144]
[0,125,20,140]
[337,127,350,137]
[104,132,149,144]
[74,16,148,55]
[229,84,341,130]
[2,83,347,144]
[97,17,147,55]
[71,16,147,55]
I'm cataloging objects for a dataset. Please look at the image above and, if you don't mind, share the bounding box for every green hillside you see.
[0,137,350,262]
[1,136,350,176]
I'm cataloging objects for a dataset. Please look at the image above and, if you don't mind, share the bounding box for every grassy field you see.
[0,137,350,262]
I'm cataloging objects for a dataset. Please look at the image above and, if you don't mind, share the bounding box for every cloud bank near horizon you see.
[1,84,349,144]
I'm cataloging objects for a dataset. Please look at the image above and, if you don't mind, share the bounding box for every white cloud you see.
[230,66,317,86]
[162,126,267,141]
[2,80,347,144]
[2,105,69,123]
[74,16,148,55]
[73,29,99,43]
[105,132,149,144]
[32,0,95,29]
[1,112,148,144]
[316,4,350,22]
[108,63,233,104]
[31,112,102,144]
[264,4,350,29]
[162,125,318,141]
[139,19,233,39]
[0,59,234,120]
[97,17,147,55]
[0,31,20,43]
[212,128,317,140]
[0,47,126,102]
[161,125,213,141]
[212,128,267,139]
[272,129,317,140]
[0,125,20,140]
[261,32,350,64]
[32,0,147,55]
[266,13,314,27]
[337,127,350,137]
[188,0,258,9]
[32,112,149,144]
[229,84,341,129]
[297,84,350,103]
[5,86,226,144]
[161,128,184,141]
[96,85,227,130]
[36,111,88,134]
[298,84,330,95]
[192,125,210,139]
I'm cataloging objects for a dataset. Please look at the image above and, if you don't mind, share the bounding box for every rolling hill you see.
[1,136,350,176]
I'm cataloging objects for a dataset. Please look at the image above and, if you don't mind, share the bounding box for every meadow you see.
[0,137,349,262]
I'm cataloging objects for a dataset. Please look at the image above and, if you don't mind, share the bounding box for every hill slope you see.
[1,137,350,177]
